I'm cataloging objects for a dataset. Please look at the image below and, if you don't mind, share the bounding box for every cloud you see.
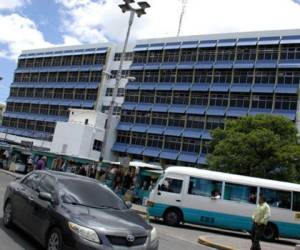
[56,0,300,45]
[0,0,30,10]
[0,14,53,60]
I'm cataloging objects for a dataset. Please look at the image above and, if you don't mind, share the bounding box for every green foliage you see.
[207,114,300,183]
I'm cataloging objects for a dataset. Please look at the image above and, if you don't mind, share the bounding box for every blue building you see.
[112,30,300,167]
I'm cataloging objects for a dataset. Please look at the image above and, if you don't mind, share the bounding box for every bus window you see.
[188,177,222,198]
[260,188,291,209]
[293,192,300,211]
[224,183,257,204]
[158,178,183,194]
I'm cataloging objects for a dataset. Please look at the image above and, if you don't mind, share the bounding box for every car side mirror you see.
[38,192,53,203]
[125,201,132,209]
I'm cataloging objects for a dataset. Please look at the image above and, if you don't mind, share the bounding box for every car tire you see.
[47,228,63,250]
[263,223,278,241]
[163,209,181,226]
[3,201,13,228]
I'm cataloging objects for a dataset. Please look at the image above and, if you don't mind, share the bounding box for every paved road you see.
[0,172,211,250]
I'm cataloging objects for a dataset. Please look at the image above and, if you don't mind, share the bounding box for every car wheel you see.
[163,209,181,226]
[3,201,13,228]
[47,228,63,250]
[263,223,278,241]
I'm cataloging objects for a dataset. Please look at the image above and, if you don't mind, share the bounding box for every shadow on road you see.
[0,217,41,250]
[151,219,297,247]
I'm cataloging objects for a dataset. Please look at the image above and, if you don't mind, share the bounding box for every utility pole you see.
[177,0,188,37]
[99,0,150,161]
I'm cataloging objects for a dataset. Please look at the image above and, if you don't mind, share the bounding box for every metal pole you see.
[100,10,135,161]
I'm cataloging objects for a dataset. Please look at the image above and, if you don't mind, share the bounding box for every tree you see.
[207,114,300,183]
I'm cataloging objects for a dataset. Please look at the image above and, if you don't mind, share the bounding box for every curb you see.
[0,169,19,178]
[198,236,236,250]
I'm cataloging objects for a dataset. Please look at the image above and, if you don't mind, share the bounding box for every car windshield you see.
[59,178,127,210]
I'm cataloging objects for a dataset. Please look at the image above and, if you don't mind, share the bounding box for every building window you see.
[233,70,254,84]
[147,134,163,148]
[236,47,256,61]
[44,89,54,99]
[106,88,113,96]
[135,111,150,124]
[27,120,36,130]
[36,121,45,131]
[43,57,52,67]
[172,91,190,105]
[61,56,72,66]
[35,89,44,98]
[86,89,97,100]
[63,89,74,99]
[213,70,232,83]
[30,73,39,82]
[206,116,225,130]
[280,45,300,60]
[274,94,297,110]
[210,93,229,107]
[83,54,95,65]
[152,112,168,126]
[277,70,300,85]
[31,104,39,114]
[45,122,55,133]
[10,88,18,97]
[49,105,59,116]
[176,69,194,83]
[79,71,90,82]
[198,48,216,62]
[90,71,101,82]
[32,58,42,67]
[73,55,83,66]
[202,140,211,154]
[257,45,278,61]
[17,119,26,129]
[92,140,102,152]
[75,89,85,100]
[168,113,185,127]
[40,105,49,115]
[48,72,58,82]
[66,72,77,82]
[26,59,34,68]
[114,52,133,61]
[54,89,63,99]
[57,72,68,82]
[144,70,159,82]
[117,131,131,144]
[182,138,201,153]
[164,136,182,151]
[155,91,172,104]
[125,90,139,102]
[148,50,163,63]
[160,69,176,83]
[194,70,212,83]
[190,92,208,106]
[95,54,106,65]
[254,70,276,84]
[52,57,62,67]
[131,132,146,145]
[59,106,69,117]
[39,73,48,82]
[140,90,155,103]
[186,115,205,129]
[180,48,197,62]
[251,94,273,109]
[230,94,250,108]
[18,59,26,68]
[130,70,144,82]
[14,73,22,82]
[6,103,14,112]
[133,51,148,64]
[163,49,180,63]
[121,110,135,123]
[216,48,235,61]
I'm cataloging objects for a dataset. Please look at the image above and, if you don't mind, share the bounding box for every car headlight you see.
[150,227,158,242]
[68,222,100,244]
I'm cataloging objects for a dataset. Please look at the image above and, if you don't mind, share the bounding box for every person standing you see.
[251,194,271,250]
[36,156,47,170]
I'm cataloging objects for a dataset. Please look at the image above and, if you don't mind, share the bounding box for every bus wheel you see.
[263,223,278,241]
[163,209,181,226]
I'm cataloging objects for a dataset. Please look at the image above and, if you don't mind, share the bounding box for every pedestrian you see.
[36,156,47,170]
[251,194,271,250]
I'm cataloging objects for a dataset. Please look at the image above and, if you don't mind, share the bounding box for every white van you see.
[147,166,300,240]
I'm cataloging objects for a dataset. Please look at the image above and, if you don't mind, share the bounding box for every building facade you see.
[2,29,300,166]
[112,30,300,167]
[0,103,5,125]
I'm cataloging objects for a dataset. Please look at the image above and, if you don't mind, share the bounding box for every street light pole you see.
[100,0,150,161]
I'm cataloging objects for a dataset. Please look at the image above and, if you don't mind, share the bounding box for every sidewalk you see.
[0,169,24,179]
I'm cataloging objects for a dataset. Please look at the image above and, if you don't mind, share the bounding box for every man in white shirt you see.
[251,195,271,250]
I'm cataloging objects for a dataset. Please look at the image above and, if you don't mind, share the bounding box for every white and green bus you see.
[147,167,300,240]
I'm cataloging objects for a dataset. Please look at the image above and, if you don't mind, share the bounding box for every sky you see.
[1,0,300,103]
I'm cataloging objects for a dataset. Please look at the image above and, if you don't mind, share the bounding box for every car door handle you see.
[157,192,161,196]
[176,199,181,202]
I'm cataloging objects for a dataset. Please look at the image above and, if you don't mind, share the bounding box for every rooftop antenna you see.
[177,0,188,37]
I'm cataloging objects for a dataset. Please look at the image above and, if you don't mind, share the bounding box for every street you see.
[0,172,212,250]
